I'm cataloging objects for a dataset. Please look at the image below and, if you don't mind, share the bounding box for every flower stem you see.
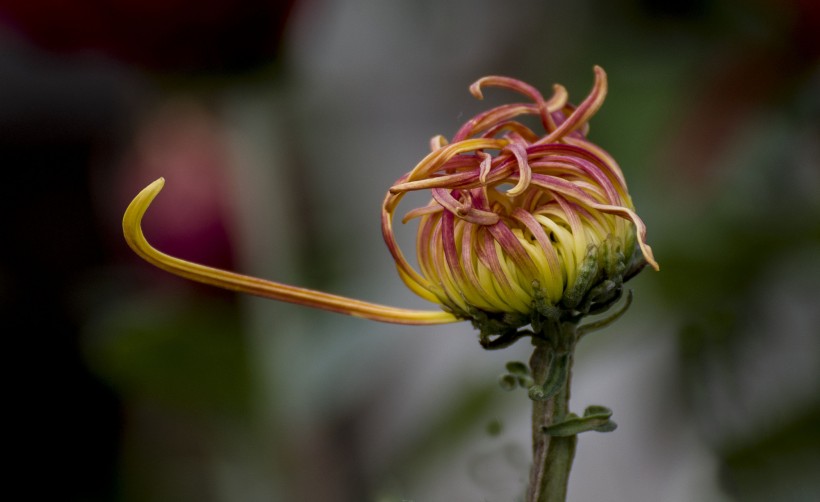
[527,325,578,502]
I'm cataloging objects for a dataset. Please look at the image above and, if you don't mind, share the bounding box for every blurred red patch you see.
[0,0,295,73]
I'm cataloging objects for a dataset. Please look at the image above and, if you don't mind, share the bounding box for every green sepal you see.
[586,286,623,315]
[532,282,561,322]
[561,245,600,309]
[470,306,530,337]
[578,290,633,338]
[603,234,626,279]
[478,327,532,350]
[542,405,617,436]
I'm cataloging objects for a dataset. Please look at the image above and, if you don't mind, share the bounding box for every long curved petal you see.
[123,178,460,325]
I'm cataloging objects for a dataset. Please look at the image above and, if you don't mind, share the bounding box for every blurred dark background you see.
[1,0,817,501]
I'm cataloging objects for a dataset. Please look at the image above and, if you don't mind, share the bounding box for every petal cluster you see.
[382,67,657,326]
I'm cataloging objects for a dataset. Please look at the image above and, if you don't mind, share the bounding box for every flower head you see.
[382,66,657,331]
[123,66,656,334]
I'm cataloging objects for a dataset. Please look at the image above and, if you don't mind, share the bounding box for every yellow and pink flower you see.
[123,66,657,336]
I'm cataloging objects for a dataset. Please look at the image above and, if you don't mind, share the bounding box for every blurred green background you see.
[2,0,817,500]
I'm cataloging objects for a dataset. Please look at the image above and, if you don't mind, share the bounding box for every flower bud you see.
[382,67,658,331]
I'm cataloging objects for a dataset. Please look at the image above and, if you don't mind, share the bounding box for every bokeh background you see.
[2,0,818,500]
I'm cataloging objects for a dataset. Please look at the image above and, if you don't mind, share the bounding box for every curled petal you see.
[431,188,500,225]
[468,76,572,135]
[591,204,658,272]
[537,65,608,144]
[470,75,546,103]
[453,103,539,141]
[504,142,532,196]
[482,120,540,143]
[429,134,448,151]
[402,203,443,223]
[545,84,569,115]
[478,151,493,185]
[403,138,507,183]
[382,190,448,302]
[391,171,479,194]
[124,179,459,325]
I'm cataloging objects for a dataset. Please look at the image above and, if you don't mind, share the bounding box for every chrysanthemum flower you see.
[123,66,657,337]
[383,66,658,336]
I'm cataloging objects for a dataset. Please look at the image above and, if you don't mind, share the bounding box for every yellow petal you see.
[123,179,460,325]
